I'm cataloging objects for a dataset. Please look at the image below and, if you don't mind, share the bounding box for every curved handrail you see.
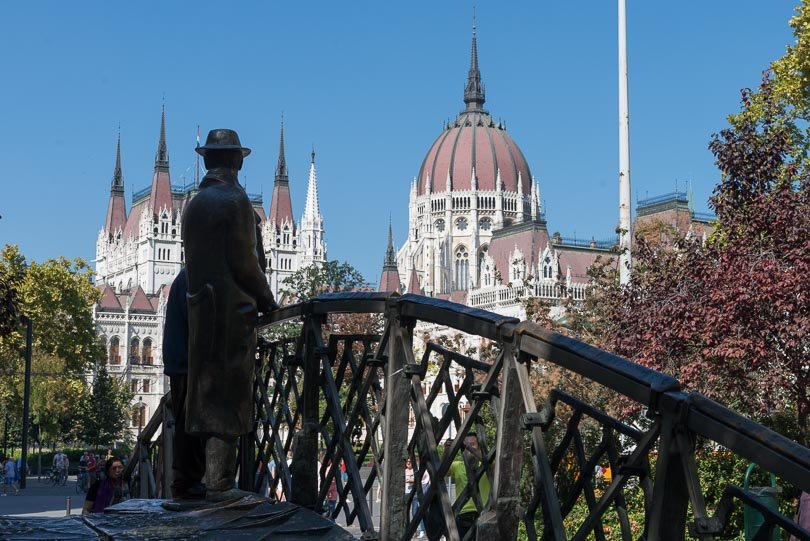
[256,291,809,493]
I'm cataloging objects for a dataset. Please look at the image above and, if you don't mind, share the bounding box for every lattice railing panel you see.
[126,292,810,541]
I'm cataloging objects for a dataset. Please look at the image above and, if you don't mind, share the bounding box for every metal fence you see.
[128,291,810,541]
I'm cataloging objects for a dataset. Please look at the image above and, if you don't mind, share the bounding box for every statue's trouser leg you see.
[169,374,205,493]
[205,435,237,492]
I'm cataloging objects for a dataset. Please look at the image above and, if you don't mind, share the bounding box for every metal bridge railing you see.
[127,291,810,541]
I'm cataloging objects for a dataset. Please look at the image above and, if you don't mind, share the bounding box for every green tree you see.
[0,245,103,374]
[29,353,91,445]
[0,244,105,447]
[731,1,810,166]
[280,260,365,303]
[77,364,133,449]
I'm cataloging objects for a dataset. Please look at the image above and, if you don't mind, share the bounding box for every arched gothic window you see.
[476,244,489,287]
[455,245,469,291]
[130,337,140,364]
[542,254,554,279]
[435,219,445,233]
[143,338,153,365]
[109,337,121,365]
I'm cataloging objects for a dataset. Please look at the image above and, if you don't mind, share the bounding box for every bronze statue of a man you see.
[181,129,277,501]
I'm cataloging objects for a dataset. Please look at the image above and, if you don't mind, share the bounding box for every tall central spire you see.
[111,129,124,192]
[463,13,486,112]
[275,116,288,183]
[154,104,170,171]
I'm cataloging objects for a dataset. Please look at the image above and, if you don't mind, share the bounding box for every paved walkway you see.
[0,475,84,517]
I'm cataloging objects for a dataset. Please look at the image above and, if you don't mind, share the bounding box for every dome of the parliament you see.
[416,111,533,196]
[415,27,533,197]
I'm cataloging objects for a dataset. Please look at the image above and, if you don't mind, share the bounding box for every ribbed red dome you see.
[416,111,532,196]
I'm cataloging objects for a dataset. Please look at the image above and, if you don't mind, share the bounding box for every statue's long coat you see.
[181,171,275,437]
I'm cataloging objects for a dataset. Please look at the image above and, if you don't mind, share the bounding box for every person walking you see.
[448,432,490,539]
[86,453,99,482]
[82,457,127,514]
[322,458,338,521]
[2,457,18,495]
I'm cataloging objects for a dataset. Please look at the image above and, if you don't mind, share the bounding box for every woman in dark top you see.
[82,457,126,514]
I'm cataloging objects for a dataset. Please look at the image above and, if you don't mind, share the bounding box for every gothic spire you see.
[378,217,401,292]
[384,218,397,268]
[154,104,170,171]
[303,147,322,221]
[463,13,486,112]
[104,130,128,238]
[301,146,327,266]
[111,128,124,192]
[275,115,288,183]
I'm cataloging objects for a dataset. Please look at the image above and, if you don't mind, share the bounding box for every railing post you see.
[381,302,411,540]
[162,399,175,499]
[646,416,689,541]
[138,438,150,498]
[290,312,320,509]
[238,433,256,491]
[478,329,524,540]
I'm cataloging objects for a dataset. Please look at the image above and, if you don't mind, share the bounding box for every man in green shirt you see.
[448,432,490,539]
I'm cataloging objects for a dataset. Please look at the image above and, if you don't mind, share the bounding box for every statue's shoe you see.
[205,488,257,502]
[173,482,207,500]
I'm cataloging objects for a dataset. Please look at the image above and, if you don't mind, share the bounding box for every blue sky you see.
[0,1,799,284]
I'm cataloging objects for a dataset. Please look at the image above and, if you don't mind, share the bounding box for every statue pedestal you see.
[2,497,354,540]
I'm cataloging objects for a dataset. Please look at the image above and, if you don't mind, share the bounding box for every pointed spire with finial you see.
[154,103,170,171]
[301,144,327,266]
[275,113,288,183]
[379,215,402,292]
[384,217,397,267]
[104,127,128,238]
[111,126,124,192]
[303,145,321,221]
[268,115,294,227]
[463,7,486,112]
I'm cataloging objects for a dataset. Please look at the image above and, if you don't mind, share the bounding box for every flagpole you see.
[618,0,632,285]
[195,125,201,188]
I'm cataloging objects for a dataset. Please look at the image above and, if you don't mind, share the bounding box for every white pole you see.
[618,0,632,285]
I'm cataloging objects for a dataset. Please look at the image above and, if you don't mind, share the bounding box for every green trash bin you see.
[743,463,781,541]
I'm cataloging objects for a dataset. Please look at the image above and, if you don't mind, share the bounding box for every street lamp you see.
[137,396,144,438]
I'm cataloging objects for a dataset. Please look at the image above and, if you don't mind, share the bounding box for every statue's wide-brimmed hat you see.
[196,129,251,157]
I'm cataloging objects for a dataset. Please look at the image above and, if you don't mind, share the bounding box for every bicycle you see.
[48,468,60,487]
[49,467,67,487]
[76,467,89,493]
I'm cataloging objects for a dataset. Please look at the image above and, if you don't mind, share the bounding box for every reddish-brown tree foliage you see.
[604,81,810,443]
